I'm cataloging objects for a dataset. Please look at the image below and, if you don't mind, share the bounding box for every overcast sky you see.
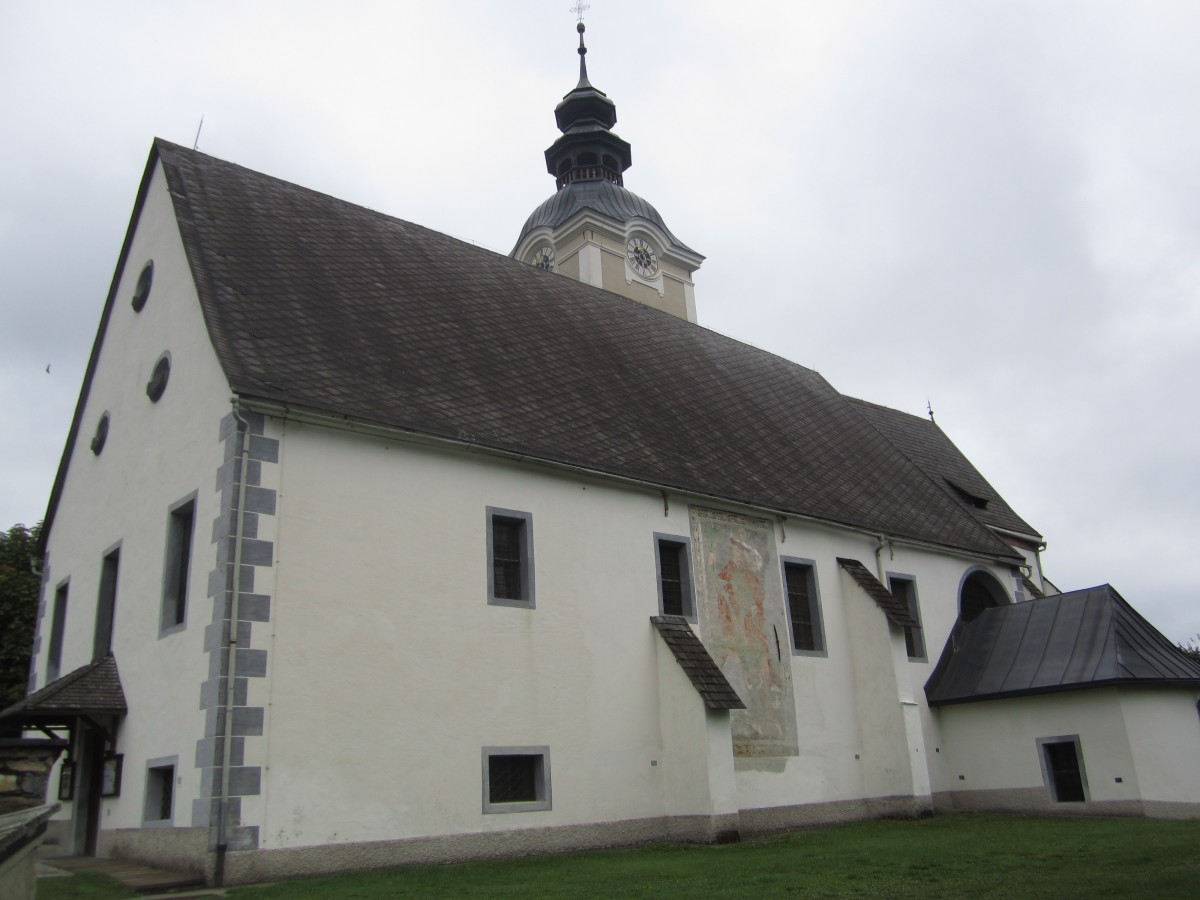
[1,1,1197,643]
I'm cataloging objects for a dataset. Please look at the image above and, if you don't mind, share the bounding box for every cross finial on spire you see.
[570,3,592,86]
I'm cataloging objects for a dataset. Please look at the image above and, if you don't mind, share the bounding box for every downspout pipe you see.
[215,400,251,886]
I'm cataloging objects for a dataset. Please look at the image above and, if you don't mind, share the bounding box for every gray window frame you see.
[141,755,178,827]
[1036,734,1089,803]
[93,542,121,662]
[46,579,69,683]
[159,492,197,637]
[887,572,926,662]
[486,507,535,609]
[654,533,696,621]
[780,557,827,656]
[481,745,552,814]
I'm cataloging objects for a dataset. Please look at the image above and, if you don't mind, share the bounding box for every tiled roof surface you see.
[925,585,1200,706]
[151,139,1021,560]
[847,398,1041,540]
[836,558,920,628]
[0,656,126,721]
[651,616,746,710]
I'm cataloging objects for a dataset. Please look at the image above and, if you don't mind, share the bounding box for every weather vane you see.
[926,398,936,423]
[570,2,590,24]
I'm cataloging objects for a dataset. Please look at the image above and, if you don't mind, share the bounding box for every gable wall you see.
[34,161,233,842]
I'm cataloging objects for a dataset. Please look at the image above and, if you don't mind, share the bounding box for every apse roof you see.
[44,140,1029,564]
[925,585,1200,706]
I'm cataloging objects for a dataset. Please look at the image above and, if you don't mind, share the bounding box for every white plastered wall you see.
[259,421,707,849]
[258,422,1017,847]
[933,689,1142,806]
[34,160,232,839]
[1117,686,1200,807]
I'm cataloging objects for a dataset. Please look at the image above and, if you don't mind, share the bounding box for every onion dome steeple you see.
[512,16,703,324]
[545,22,631,189]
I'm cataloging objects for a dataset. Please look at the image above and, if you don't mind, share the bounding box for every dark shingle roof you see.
[848,398,1041,541]
[837,558,919,628]
[48,140,1026,563]
[925,585,1200,706]
[0,656,126,721]
[651,616,745,709]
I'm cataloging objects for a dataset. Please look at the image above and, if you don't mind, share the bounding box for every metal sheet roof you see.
[925,585,1200,706]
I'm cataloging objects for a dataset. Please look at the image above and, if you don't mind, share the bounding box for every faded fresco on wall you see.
[691,508,798,757]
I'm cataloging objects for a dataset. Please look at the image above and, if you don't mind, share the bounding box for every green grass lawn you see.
[37,813,1200,899]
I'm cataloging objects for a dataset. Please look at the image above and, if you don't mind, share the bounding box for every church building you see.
[5,23,1199,887]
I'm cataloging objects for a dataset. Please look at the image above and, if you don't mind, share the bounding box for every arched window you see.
[959,569,1010,622]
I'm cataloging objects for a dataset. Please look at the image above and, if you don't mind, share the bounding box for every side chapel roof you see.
[44,139,1030,564]
[925,585,1200,706]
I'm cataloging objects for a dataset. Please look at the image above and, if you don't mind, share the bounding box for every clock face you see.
[531,245,555,271]
[627,237,658,278]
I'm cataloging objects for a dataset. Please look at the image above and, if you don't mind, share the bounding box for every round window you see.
[131,261,154,312]
[146,353,171,402]
[90,412,110,455]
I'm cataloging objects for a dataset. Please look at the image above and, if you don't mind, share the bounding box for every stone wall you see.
[0,742,65,815]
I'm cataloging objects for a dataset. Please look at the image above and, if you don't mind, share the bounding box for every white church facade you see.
[6,25,1199,887]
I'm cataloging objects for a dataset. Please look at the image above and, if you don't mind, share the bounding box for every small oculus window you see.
[482,746,551,814]
[90,412,110,456]
[131,260,154,312]
[146,352,171,402]
[654,534,696,620]
[487,507,535,608]
[781,558,826,655]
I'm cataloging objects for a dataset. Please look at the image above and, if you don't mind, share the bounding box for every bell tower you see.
[512,20,704,322]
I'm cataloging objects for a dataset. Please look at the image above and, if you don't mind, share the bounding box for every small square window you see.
[160,496,196,636]
[654,534,696,620]
[888,575,926,661]
[142,756,178,826]
[781,558,825,655]
[1037,736,1088,803]
[482,746,551,813]
[487,508,535,608]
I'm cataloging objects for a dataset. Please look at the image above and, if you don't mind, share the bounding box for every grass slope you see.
[38,814,1200,899]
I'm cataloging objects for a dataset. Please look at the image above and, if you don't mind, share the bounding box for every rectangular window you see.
[1038,736,1088,803]
[654,534,695,620]
[93,546,120,662]
[481,746,551,813]
[160,496,196,635]
[889,574,926,661]
[47,581,68,683]
[781,558,825,655]
[487,508,535,608]
[142,757,177,825]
